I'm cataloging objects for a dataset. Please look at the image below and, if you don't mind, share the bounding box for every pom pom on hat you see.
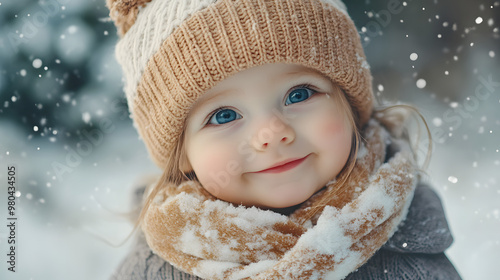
[106,0,152,36]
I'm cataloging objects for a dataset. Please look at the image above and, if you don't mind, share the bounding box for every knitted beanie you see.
[107,0,374,169]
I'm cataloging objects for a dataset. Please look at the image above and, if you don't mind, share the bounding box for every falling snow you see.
[416,79,427,89]
[433,118,443,127]
[68,25,78,34]
[32,58,42,69]
[448,176,459,184]
[82,112,91,123]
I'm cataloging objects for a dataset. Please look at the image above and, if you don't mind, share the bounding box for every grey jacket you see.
[110,183,461,280]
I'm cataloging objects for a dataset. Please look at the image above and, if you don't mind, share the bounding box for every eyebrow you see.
[187,88,235,119]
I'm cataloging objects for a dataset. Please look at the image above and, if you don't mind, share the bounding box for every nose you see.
[251,114,295,151]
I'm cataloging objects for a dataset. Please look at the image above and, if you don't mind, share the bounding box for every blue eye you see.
[285,86,316,105]
[207,108,241,125]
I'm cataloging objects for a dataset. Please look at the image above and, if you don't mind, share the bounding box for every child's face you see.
[182,63,353,209]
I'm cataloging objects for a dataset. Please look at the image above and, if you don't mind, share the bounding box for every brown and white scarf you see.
[142,119,418,280]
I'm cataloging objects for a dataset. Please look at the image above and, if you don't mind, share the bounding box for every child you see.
[107,0,461,279]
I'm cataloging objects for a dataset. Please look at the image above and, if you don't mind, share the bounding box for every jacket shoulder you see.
[344,249,462,280]
[109,232,202,280]
[383,182,454,254]
[343,182,462,279]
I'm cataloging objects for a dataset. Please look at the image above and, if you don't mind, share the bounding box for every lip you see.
[253,155,310,174]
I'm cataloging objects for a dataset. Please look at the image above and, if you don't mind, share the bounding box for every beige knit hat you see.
[107,0,374,169]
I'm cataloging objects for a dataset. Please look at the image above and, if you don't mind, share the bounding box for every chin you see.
[264,195,310,209]
[267,184,324,209]
[264,184,327,210]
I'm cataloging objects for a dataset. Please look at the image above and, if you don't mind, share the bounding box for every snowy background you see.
[0,0,498,279]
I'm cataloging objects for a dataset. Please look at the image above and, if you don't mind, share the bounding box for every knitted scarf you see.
[142,119,418,280]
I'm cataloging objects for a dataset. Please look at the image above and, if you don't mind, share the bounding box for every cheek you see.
[316,118,351,147]
[321,121,345,138]
[314,118,353,176]
[187,139,241,194]
[192,146,234,177]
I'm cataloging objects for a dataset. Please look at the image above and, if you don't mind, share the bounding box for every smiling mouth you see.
[253,155,310,174]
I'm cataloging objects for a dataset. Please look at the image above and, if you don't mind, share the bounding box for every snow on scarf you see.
[142,119,418,280]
